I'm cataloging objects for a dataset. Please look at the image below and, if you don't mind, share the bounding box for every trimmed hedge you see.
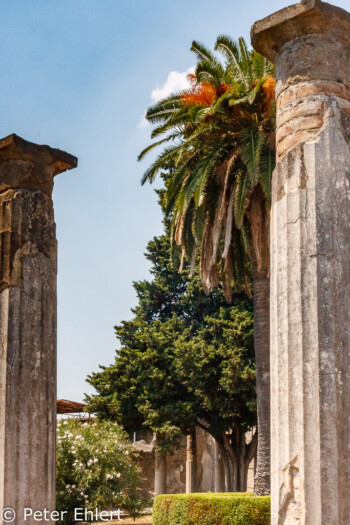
[153,493,271,525]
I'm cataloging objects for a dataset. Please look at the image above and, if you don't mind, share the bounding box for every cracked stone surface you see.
[0,135,77,525]
[252,2,350,524]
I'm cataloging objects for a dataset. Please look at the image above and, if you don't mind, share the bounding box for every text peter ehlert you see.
[0,507,123,522]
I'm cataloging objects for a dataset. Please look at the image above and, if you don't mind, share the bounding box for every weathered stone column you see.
[154,450,167,495]
[252,1,350,523]
[0,134,77,524]
[185,431,197,493]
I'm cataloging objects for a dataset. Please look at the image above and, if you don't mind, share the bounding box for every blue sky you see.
[0,0,348,402]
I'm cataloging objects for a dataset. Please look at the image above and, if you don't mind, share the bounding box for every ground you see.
[105,516,152,524]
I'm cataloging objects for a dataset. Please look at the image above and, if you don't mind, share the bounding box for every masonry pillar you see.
[0,134,77,524]
[154,450,167,495]
[251,1,350,523]
[185,431,197,493]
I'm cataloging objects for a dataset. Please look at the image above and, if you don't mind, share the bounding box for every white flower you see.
[66,485,70,489]
[87,459,93,466]
[94,458,98,463]
[116,473,121,478]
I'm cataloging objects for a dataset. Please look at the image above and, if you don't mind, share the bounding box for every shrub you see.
[56,419,148,524]
[153,493,271,525]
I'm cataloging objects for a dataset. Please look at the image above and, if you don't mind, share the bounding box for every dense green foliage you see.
[153,493,271,525]
[56,419,147,524]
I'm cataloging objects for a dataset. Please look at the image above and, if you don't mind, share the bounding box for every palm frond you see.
[165,150,199,213]
[146,96,183,124]
[228,77,266,107]
[238,126,265,185]
[138,133,183,161]
[215,35,250,90]
[150,107,195,139]
[192,204,206,245]
[141,144,184,185]
[191,40,216,62]
[258,142,274,207]
[238,37,250,74]
[195,60,225,86]
[177,145,226,212]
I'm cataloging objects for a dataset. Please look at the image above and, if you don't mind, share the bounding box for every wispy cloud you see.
[151,66,195,103]
[138,66,194,128]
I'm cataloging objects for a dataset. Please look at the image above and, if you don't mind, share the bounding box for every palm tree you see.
[139,36,275,495]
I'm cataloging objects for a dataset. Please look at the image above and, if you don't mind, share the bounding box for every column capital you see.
[251,1,350,63]
[0,134,77,196]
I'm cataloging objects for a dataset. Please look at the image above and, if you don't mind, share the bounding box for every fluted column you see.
[0,134,77,524]
[252,2,350,524]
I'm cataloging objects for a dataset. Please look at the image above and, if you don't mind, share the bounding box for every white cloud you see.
[138,66,194,128]
[151,66,195,103]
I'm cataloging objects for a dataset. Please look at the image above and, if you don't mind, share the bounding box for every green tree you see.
[139,36,275,495]
[86,226,257,491]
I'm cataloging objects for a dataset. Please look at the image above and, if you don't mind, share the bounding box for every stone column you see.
[0,134,77,524]
[252,1,350,523]
[185,431,197,493]
[154,450,167,495]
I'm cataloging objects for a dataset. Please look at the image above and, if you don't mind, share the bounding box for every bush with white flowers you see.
[56,419,147,523]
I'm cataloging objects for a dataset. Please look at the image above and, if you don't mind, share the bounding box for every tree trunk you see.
[251,256,271,495]
[221,430,255,493]
[247,190,271,496]
[221,443,231,491]
[214,440,225,492]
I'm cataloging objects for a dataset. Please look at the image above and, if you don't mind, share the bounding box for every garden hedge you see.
[153,493,271,525]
